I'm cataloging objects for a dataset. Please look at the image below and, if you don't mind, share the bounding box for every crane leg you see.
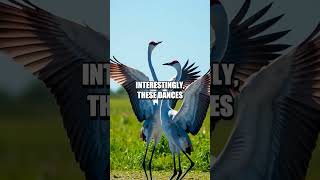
[148,145,156,180]
[170,154,177,180]
[176,153,182,180]
[142,144,149,180]
[179,151,194,180]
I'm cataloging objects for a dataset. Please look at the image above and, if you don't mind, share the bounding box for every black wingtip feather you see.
[299,22,320,48]
[249,30,291,45]
[183,59,189,69]
[244,14,285,37]
[230,0,251,27]
[22,0,40,10]
[237,2,273,29]
[111,56,122,64]
[7,0,33,9]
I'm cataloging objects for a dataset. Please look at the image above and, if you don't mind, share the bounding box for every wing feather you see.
[110,57,155,122]
[0,1,109,179]
[173,72,210,135]
[223,0,291,91]
[170,60,200,109]
[270,26,320,180]
[214,24,320,180]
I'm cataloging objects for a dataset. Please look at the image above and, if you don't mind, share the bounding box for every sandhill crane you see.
[137,40,162,179]
[160,60,210,180]
[141,41,199,179]
[213,24,320,180]
[0,1,109,179]
[110,56,199,180]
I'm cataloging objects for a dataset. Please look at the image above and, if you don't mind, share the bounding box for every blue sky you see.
[110,0,210,90]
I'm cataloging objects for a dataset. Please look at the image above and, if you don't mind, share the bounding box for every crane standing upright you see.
[159,60,210,180]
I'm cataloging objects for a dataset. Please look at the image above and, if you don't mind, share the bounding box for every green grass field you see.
[111,170,209,179]
[0,117,84,180]
[0,98,319,179]
[110,98,210,179]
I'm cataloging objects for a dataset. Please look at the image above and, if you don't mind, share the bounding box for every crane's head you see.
[163,60,181,70]
[148,41,162,52]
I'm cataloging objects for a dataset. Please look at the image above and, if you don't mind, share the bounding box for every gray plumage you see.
[213,24,320,180]
[0,1,109,179]
[110,56,200,180]
[160,61,210,180]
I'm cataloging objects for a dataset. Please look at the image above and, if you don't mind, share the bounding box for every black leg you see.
[179,151,194,180]
[170,154,177,180]
[142,144,149,180]
[176,153,182,180]
[148,145,156,180]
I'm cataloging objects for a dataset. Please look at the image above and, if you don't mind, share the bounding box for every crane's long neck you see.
[160,98,172,125]
[211,2,229,63]
[160,64,182,122]
[174,64,182,82]
[148,48,158,81]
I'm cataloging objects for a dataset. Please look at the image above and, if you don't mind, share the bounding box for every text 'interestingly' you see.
[136,81,184,99]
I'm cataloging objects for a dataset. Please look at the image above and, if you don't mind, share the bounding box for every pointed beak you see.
[163,62,170,66]
[156,41,163,46]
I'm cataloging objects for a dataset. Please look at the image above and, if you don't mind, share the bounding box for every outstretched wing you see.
[0,1,108,179]
[173,72,210,135]
[268,24,320,180]
[223,0,291,89]
[110,57,155,122]
[214,24,320,180]
[170,60,200,109]
[174,60,201,85]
